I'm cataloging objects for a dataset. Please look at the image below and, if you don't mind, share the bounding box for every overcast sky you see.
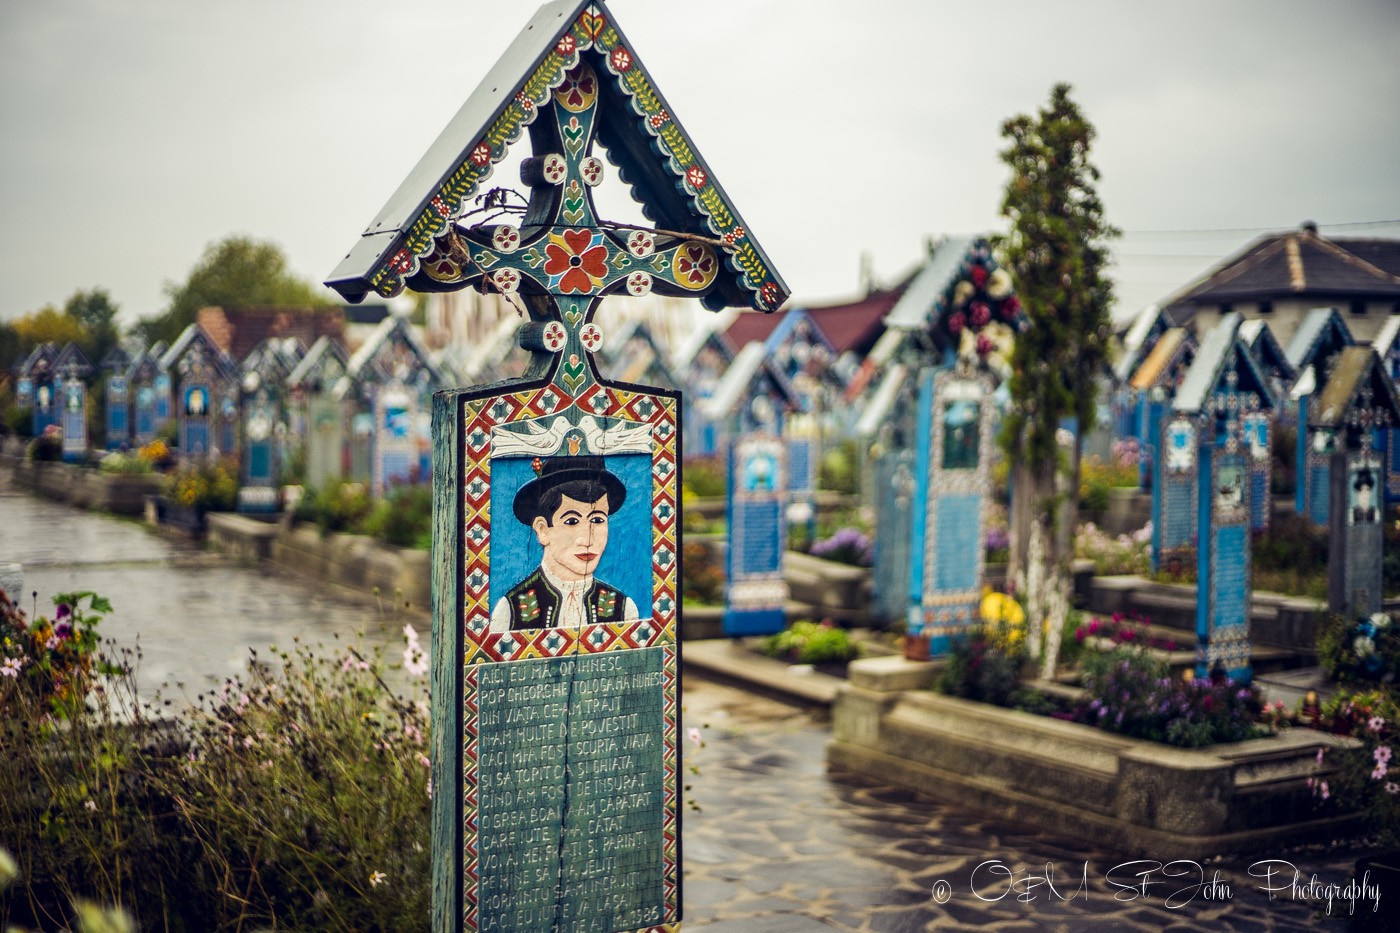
[2,0,1398,330]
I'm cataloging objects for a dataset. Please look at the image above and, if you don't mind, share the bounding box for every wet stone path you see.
[2,475,1384,930]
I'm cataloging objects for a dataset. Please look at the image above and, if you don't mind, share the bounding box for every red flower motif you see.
[556,34,577,56]
[389,249,413,274]
[1003,295,1022,317]
[676,244,716,286]
[976,333,994,356]
[760,282,781,307]
[685,164,707,189]
[649,110,669,129]
[543,229,608,294]
[470,142,492,167]
[947,311,967,334]
[970,265,988,288]
[560,68,596,109]
[969,301,990,327]
[610,48,633,72]
[431,196,449,218]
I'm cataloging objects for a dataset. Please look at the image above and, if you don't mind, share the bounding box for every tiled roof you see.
[1167,227,1400,310]
[197,306,345,364]
[799,288,904,356]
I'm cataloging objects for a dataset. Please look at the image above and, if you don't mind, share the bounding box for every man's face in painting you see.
[533,493,610,582]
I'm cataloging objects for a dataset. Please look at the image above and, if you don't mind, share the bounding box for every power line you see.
[1120,219,1400,237]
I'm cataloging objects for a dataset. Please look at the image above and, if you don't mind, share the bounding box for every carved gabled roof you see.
[1113,304,1168,383]
[287,335,350,392]
[1173,313,1277,414]
[699,341,800,420]
[125,349,165,384]
[15,342,59,379]
[100,344,132,374]
[160,324,238,383]
[1310,346,1400,430]
[1238,318,1297,384]
[600,320,678,389]
[1129,327,1195,391]
[343,315,443,388]
[327,0,787,313]
[1284,306,1353,372]
[52,342,93,380]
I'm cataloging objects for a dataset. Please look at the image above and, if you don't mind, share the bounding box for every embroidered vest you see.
[504,569,628,630]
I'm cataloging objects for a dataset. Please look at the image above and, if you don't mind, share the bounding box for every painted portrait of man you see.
[1352,467,1379,525]
[490,455,641,632]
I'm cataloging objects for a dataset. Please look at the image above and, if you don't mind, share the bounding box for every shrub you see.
[163,458,238,511]
[681,541,724,606]
[819,440,859,494]
[1075,646,1266,747]
[1074,521,1150,576]
[360,483,433,549]
[761,620,860,665]
[1,587,434,931]
[97,452,153,475]
[683,455,726,499]
[935,592,1028,707]
[299,482,374,535]
[4,403,33,438]
[137,438,173,470]
[26,425,63,462]
[1309,689,1400,847]
[808,527,874,567]
[1318,612,1400,686]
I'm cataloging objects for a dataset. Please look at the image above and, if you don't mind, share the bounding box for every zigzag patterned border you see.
[459,382,680,931]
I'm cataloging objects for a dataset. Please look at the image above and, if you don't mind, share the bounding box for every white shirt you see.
[490,563,639,633]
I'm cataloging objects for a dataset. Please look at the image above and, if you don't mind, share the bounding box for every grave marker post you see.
[906,365,996,659]
[324,3,788,930]
[1311,347,1400,620]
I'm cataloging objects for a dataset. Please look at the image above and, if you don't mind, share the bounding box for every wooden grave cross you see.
[325,3,788,931]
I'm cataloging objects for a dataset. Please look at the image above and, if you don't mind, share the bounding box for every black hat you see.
[512,455,626,525]
[1355,469,1376,490]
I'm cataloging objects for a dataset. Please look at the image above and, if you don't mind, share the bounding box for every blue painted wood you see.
[106,376,128,449]
[906,371,935,631]
[722,434,788,637]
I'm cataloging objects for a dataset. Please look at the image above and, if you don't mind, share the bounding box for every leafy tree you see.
[997,83,1118,677]
[9,305,87,355]
[140,235,334,345]
[64,288,121,365]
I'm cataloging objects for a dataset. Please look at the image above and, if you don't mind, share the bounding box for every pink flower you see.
[1319,780,1330,801]
[687,727,702,748]
[416,752,430,768]
[1369,716,1386,733]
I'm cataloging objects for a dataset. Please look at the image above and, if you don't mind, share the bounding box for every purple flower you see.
[55,603,71,621]
[54,621,72,640]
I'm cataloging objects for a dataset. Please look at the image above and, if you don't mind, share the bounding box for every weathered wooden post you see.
[1171,315,1276,681]
[325,3,788,929]
[1311,347,1400,620]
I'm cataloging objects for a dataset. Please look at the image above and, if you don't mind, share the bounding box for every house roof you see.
[798,289,903,357]
[1310,346,1400,430]
[196,306,343,364]
[1284,306,1353,372]
[1172,313,1276,414]
[1165,225,1400,313]
[326,0,787,313]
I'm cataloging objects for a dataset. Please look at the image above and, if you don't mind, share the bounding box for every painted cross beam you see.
[1171,313,1277,681]
[1309,346,1400,620]
[325,3,788,932]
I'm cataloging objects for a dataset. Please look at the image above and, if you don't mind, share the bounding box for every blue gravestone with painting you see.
[1309,347,1400,620]
[1286,307,1353,527]
[52,343,93,462]
[907,367,995,658]
[1152,414,1198,572]
[237,340,299,513]
[324,3,789,929]
[101,345,132,450]
[162,324,235,462]
[701,342,800,637]
[1172,313,1277,681]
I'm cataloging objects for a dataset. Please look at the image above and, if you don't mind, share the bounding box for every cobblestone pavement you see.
[2,479,1387,930]
[681,680,1380,931]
